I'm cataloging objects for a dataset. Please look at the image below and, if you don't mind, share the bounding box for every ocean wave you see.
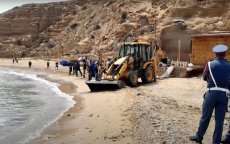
[2,70,75,105]
[0,69,76,144]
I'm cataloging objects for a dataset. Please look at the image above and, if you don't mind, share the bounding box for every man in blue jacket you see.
[88,60,94,80]
[189,44,230,144]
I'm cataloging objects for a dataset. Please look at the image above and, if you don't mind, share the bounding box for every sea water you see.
[0,70,75,144]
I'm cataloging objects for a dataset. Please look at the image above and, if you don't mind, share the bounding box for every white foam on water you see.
[0,69,76,144]
[6,70,75,103]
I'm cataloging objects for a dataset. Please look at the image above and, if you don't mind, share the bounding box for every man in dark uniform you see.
[83,59,87,78]
[69,62,73,75]
[75,60,82,77]
[88,60,94,80]
[28,61,32,68]
[47,59,50,69]
[189,44,230,144]
[55,61,59,70]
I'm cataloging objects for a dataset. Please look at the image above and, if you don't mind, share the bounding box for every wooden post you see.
[178,39,181,62]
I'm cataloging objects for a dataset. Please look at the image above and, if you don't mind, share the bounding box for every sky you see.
[0,0,68,14]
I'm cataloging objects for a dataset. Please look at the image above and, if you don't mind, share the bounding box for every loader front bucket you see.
[85,80,125,91]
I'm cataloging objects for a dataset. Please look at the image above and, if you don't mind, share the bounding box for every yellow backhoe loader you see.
[85,42,164,91]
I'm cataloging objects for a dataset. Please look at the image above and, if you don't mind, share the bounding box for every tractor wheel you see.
[127,71,138,86]
[141,66,154,83]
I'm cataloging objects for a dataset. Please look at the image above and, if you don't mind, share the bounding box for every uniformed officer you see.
[189,44,230,144]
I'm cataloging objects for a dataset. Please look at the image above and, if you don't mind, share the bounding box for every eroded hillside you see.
[0,0,230,59]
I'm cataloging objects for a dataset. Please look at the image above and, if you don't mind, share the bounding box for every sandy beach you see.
[0,58,137,144]
[0,58,229,144]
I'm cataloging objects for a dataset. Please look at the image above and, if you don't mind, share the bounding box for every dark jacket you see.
[203,58,230,89]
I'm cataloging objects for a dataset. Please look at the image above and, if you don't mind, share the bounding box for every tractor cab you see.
[119,42,156,69]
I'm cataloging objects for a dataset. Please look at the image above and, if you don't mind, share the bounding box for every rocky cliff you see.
[0,1,76,39]
[0,0,230,59]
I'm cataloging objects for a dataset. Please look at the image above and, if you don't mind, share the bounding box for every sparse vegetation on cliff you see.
[0,0,230,58]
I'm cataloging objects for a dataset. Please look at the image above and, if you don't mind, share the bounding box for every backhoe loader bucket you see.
[85,80,125,91]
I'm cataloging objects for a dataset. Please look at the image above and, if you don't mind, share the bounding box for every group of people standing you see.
[68,57,111,81]
[26,59,59,69]
[12,57,18,63]
[47,59,59,70]
[88,60,102,81]
[88,58,112,81]
[24,57,111,81]
[68,60,83,77]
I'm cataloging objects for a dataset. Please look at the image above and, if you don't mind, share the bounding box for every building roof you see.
[191,32,230,37]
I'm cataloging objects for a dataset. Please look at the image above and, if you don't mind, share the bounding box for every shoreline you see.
[0,58,137,144]
[0,64,81,144]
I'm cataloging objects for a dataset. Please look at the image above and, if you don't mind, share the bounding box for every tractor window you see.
[119,44,138,58]
[125,45,132,56]
[146,45,151,61]
[141,45,147,61]
[130,45,138,58]
[119,45,125,57]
